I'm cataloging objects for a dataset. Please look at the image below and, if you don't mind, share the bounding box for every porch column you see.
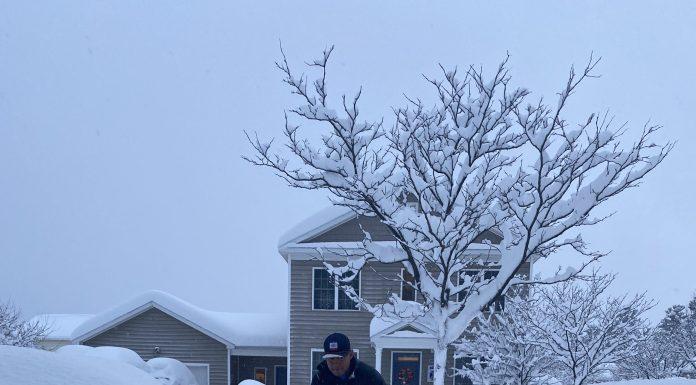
[374,346,383,373]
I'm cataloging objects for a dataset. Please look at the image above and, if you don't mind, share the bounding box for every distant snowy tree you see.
[455,293,554,385]
[245,46,672,385]
[654,296,696,376]
[616,327,681,380]
[522,273,652,385]
[0,300,49,348]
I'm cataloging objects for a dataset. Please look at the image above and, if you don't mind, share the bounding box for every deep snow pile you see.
[597,380,696,385]
[0,345,161,385]
[148,357,198,385]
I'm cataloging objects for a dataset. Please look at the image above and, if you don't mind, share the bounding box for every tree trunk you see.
[433,343,448,385]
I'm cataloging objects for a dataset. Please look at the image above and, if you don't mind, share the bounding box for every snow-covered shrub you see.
[458,273,652,385]
[0,300,49,348]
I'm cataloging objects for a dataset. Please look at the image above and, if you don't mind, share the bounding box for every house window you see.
[457,270,505,310]
[311,349,359,381]
[255,368,267,384]
[401,269,416,301]
[312,268,361,310]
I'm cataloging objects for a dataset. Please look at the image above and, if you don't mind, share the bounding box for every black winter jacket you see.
[311,357,386,385]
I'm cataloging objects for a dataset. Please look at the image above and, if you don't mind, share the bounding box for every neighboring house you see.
[29,314,93,351]
[35,291,287,385]
[278,206,531,385]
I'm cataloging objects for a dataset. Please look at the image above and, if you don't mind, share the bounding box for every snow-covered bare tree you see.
[522,273,652,385]
[245,46,672,385]
[653,296,696,376]
[455,293,554,385]
[0,300,49,348]
[616,327,682,380]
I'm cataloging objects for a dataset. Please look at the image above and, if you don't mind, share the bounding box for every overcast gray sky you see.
[1,1,694,324]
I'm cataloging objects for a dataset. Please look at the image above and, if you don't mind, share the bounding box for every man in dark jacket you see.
[311,333,386,385]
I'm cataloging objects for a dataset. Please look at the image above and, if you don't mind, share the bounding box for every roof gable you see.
[71,290,286,348]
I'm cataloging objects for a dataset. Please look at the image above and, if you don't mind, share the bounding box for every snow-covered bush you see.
[246,47,672,385]
[457,274,652,385]
[455,293,555,385]
[0,300,49,348]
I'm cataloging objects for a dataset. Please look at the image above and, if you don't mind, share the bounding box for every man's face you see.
[326,351,354,377]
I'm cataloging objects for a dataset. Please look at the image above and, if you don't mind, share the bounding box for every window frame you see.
[254,367,267,384]
[400,268,416,302]
[311,267,362,311]
[456,268,505,310]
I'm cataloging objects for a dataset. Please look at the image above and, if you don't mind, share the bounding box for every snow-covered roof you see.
[369,316,435,339]
[29,314,93,340]
[71,290,286,348]
[278,205,355,249]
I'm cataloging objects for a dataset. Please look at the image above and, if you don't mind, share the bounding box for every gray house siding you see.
[289,259,530,385]
[289,259,402,385]
[231,355,288,385]
[83,307,229,385]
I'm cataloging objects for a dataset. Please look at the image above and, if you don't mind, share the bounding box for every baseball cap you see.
[322,332,351,359]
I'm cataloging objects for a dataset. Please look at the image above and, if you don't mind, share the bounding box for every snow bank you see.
[0,345,161,385]
[57,345,150,373]
[148,357,198,385]
[239,380,265,385]
[594,379,696,385]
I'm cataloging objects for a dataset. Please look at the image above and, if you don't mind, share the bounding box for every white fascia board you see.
[372,335,437,350]
[72,302,236,348]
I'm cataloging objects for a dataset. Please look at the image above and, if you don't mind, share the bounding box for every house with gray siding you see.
[278,206,530,385]
[39,290,287,385]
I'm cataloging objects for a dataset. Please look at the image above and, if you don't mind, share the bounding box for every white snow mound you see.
[148,357,198,385]
[56,344,150,373]
[0,345,161,385]
[596,380,696,385]
[239,380,265,385]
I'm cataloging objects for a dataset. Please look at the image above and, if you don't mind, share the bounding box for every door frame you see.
[390,351,422,385]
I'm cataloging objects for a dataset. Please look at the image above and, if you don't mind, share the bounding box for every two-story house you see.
[278,205,531,385]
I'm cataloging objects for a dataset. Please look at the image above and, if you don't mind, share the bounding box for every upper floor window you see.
[312,268,361,310]
[401,269,416,301]
[457,269,505,310]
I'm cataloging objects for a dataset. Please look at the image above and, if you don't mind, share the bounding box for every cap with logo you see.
[322,332,351,359]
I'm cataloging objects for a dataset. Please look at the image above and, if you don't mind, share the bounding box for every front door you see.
[275,366,287,385]
[392,352,420,385]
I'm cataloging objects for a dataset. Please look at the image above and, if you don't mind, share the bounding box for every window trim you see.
[457,268,505,310]
[400,268,416,302]
[310,348,360,383]
[254,367,268,384]
[182,363,210,385]
[311,267,362,311]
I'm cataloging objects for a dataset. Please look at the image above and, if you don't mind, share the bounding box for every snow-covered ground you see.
[0,345,161,385]
[598,379,696,385]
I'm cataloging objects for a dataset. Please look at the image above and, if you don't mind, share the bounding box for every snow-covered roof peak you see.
[278,205,355,249]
